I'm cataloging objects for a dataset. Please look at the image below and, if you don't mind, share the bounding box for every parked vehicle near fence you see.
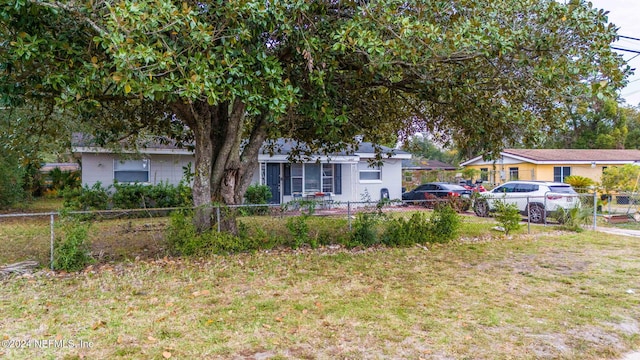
[402,182,472,202]
[473,180,579,223]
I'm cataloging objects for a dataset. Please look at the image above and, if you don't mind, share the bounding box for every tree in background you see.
[624,106,640,149]
[401,134,459,165]
[0,0,629,232]
[0,153,26,208]
[601,164,640,192]
[543,95,628,149]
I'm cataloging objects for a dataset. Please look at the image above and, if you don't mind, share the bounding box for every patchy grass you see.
[1,229,640,359]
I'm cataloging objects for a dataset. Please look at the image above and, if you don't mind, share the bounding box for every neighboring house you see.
[71,133,194,188]
[72,134,411,203]
[460,149,640,185]
[401,158,457,190]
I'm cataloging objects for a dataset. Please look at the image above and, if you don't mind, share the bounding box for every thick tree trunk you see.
[173,99,269,234]
[172,101,214,232]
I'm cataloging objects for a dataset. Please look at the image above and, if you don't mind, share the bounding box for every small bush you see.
[286,215,310,249]
[166,211,259,256]
[244,184,272,204]
[63,182,110,211]
[447,195,471,212]
[0,155,27,208]
[244,184,272,215]
[554,206,592,232]
[430,204,461,243]
[53,218,95,272]
[494,200,522,235]
[348,212,380,247]
[382,212,431,246]
[563,175,594,193]
[112,182,148,209]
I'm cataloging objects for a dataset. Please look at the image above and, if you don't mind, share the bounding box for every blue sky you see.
[590,0,640,107]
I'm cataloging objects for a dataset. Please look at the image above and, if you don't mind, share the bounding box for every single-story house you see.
[72,134,411,203]
[401,158,457,190]
[460,149,640,185]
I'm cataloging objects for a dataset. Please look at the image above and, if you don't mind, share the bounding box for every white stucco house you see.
[72,134,411,203]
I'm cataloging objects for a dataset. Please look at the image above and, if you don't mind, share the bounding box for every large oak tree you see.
[0,0,629,231]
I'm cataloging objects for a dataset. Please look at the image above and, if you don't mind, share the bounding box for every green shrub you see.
[494,200,522,235]
[244,184,272,204]
[0,155,27,208]
[430,204,461,243]
[563,175,594,193]
[382,212,431,246]
[53,218,95,272]
[148,181,192,208]
[348,212,380,247]
[244,184,272,215]
[553,206,592,232]
[166,210,259,256]
[286,215,310,249]
[63,182,110,211]
[112,182,148,209]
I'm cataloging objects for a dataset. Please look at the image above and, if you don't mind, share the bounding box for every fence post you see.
[593,188,597,230]
[50,213,55,271]
[216,206,221,233]
[347,201,352,231]
[526,196,530,234]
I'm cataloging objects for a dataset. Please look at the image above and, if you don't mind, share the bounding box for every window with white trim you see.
[554,166,571,183]
[291,163,303,193]
[359,166,381,181]
[289,163,336,194]
[114,159,149,183]
[322,164,334,193]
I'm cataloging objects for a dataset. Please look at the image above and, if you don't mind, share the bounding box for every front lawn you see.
[1,228,640,359]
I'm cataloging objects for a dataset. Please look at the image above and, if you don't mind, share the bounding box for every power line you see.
[611,46,640,55]
[619,35,640,42]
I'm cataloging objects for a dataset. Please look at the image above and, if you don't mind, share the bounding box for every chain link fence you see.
[1,190,639,270]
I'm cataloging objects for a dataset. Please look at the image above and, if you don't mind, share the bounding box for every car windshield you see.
[548,185,576,194]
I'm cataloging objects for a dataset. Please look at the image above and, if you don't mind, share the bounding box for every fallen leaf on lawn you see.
[147,336,157,342]
[192,290,210,297]
[275,317,283,322]
[162,351,172,358]
[55,333,63,340]
[116,336,123,344]
[262,324,271,329]
[302,309,308,314]
[315,302,323,309]
[92,320,106,330]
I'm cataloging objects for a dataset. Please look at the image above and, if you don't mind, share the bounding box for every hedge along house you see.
[460,149,640,186]
[72,134,411,203]
[254,139,411,204]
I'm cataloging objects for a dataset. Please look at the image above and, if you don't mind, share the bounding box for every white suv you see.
[473,181,579,223]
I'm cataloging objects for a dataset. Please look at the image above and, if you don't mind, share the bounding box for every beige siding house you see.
[461,149,640,185]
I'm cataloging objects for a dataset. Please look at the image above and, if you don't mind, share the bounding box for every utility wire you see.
[619,35,640,42]
[612,46,640,55]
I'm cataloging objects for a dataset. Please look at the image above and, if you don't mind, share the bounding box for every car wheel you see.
[528,204,546,223]
[474,199,489,217]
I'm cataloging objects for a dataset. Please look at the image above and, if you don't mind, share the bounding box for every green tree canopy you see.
[0,0,629,231]
[601,164,640,192]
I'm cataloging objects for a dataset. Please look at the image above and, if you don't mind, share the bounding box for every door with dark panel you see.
[266,163,281,204]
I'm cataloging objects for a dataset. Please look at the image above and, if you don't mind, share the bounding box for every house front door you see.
[266,163,281,204]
